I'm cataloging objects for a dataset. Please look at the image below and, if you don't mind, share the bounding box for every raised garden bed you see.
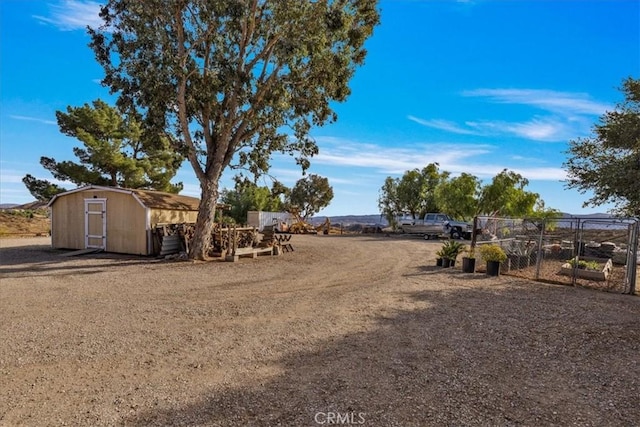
[559,257,613,282]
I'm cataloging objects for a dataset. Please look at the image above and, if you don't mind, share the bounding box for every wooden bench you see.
[225,246,276,262]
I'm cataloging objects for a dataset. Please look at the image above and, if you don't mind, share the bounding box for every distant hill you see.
[310,214,387,226]
[0,204,19,209]
[13,200,49,210]
[561,212,614,219]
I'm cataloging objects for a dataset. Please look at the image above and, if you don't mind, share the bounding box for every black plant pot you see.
[436,258,443,267]
[462,257,476,273]
[486,260,501,277]
[442,258,451,268]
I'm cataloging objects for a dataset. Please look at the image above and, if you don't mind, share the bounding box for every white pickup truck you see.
[399,213,473,240]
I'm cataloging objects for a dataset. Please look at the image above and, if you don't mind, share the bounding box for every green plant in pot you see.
[435,249,445,267]
[462,246,476,273]
[441,240,465,268]
[478,244,507,276]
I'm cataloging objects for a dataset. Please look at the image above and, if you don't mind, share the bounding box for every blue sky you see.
[1,0,638,216]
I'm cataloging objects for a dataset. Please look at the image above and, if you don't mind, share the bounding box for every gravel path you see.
[1,235,639,426]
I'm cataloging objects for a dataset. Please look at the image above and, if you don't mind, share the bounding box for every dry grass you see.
[0,211,50,237]
[1,235,639,426]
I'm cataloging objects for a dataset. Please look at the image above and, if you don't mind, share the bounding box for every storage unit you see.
[47,185,201,255]
[246,210,292,231]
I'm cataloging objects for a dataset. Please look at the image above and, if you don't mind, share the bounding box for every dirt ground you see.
[1,235,639,426]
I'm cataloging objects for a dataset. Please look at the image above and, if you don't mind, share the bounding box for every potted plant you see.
[441,240,465,268]
[478,244,507,277]
[435,249,444,267]
[462,246,476,273]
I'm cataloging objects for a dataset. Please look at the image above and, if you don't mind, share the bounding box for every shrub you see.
[441,240,466,260]
[478,244,507,262]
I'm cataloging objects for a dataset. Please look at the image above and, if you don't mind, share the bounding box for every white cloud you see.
[503,118,572,141]
[9,115,57,126]
[408,116,479,135]
[462,88,611,116]
[445,163,567,181]
[33,0,103,31]
[265,168,306,184]
[412,87,605,142]
[311,136,566,182]
[0,167,70,188]
[466,117,577,142]
[314,137,488,173]
[510,154,546,163]
[0,171,26,184]
[410,114,577,142]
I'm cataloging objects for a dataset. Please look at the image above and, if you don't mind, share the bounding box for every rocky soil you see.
[1,235,639,426]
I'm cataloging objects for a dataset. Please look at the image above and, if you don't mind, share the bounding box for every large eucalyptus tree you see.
[89,0,379,259]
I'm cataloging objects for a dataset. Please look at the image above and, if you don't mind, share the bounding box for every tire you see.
[450,228,462,239]
[423,234,431,240]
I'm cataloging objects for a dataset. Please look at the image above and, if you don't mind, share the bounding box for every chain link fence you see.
[473,216,639,294]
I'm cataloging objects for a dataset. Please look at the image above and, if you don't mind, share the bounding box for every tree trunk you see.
[189,179,219,260]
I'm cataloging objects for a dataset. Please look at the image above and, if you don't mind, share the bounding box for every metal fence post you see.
[534,218,545,280]
[627,220,638,294]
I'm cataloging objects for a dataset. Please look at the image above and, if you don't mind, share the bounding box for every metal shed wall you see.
[246,210,292,231]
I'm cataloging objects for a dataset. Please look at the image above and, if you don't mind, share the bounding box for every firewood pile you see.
[153,223,258,258]
[209,225,258,257]
[258,225,278,247]
[153,223,193,256]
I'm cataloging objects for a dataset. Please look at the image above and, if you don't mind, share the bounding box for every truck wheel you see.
[450,229,462,239]
[423,234,430,240]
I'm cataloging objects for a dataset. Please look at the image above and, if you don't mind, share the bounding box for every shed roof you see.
[130,188,200,211]
[48,185,201,211]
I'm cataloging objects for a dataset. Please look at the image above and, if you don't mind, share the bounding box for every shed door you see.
[85,199,106,249]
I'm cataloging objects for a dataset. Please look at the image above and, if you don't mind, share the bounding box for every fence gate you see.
[474,216,639,294]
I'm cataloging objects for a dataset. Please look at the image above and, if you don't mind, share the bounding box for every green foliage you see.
[564,77,640,216]
[22,174,66,201]
[289,174,334,220]
[89,0,379,259]
[478,244,507,263]
[221,177,288,223]
[396,165,450,218]
[464,246,476,259]
[378,163,449,220]
[441,240,466,260]
[34,99,183,193]
[434,172,481,219]
[477,169,539,217]
[378,176,402,228]
[379,165,543,220]
[528,200,562,231]
[566,259,600,270]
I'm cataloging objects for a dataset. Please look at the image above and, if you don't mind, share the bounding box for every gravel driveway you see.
[1,235,639,426]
